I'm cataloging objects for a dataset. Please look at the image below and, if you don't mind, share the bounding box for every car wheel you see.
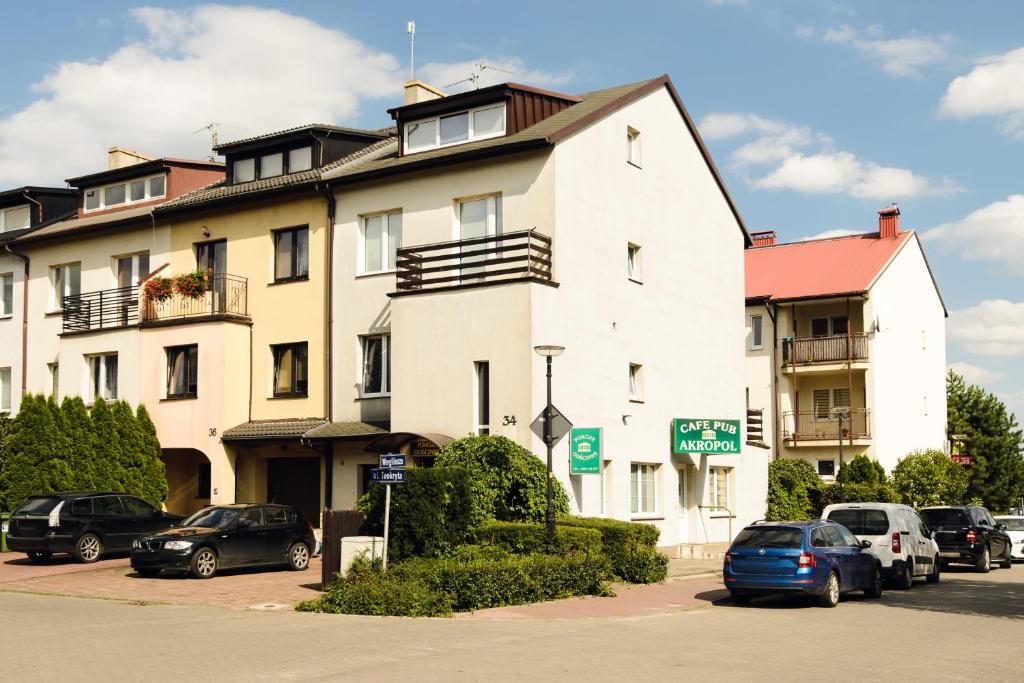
[864,565,883,599]
[74,533,103,563]
[730,593,751,606]
[895,562,913,590]
[287,542,311,571]
[976,546,991,573]
[999,547,1013,569]
[926,556,940,584]
[190,548,218,579]
[818,571,840,608]
[26,552,52,563]
[136,568,161,578]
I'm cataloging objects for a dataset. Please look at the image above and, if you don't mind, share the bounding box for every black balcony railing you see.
[62,286,138,333]
[782,409,871,441]
[395,229,553,294]
[783,333,869,365]
[746,408,765,445]
[141,274,248,323]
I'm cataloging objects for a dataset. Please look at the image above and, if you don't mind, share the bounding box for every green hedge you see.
[296,560,453,617]
[475,521,603,557]
[557,516,666,583]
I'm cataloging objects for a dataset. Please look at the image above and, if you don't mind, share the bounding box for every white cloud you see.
[799,228,862,241]
[806,24,948,77]
[940,47,1024,138]
[923,195,1024,275]
[418,57,572,94]
[947,300,1024,356]
[948,361,1004,385]
[700,112,958,200]
[999,390,1024,421]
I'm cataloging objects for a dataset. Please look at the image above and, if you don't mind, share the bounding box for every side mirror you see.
[996,523,1007,531]
[860,540,872,549]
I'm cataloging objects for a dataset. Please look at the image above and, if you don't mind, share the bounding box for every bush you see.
[435,435,569,527]
[892,449,969,507]
[557,516,662,582]
[297,575,452,617]
[766,459,821,521]
[475,521,603,557]
[620,546,669,584]
[357,467,475,560]
[815,481,899,513]
[836,454,886,486]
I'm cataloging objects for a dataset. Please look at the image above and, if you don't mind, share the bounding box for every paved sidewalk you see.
[1,551,131,582]
[667,557,722,579]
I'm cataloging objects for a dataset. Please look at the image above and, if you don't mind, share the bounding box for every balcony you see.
[62,286,138,333]
[782,333,869,372]
[393,229,554,296]
[782,409,871,444]
[140,274,249,325]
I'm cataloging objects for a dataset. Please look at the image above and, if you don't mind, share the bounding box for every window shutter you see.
[813,389,831,418]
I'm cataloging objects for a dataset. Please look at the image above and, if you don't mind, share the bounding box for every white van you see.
[822,502,940,589]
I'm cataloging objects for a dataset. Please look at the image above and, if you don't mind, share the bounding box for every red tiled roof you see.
[745,231,912,302]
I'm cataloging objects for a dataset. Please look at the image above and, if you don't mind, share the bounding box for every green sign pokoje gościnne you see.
[569,427,601,474]
[673,418,741,455]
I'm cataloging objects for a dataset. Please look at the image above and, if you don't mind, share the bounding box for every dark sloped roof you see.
[222,418,387,441]
[302,421,388,439]
[12,205,154,245]
[215,123,388,151]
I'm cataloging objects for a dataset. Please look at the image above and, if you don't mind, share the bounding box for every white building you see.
[744,207,948,476]
[321,76,770,549]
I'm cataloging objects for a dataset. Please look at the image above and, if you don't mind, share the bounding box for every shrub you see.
[435,435,569,527]
[297,575,452,617]
[766,459,821,521]
[557,516,662,582]
[836,454,887,486]
[620,546,669,584]
[357,467,476,560]
[892,449,969,507]
[815,481,899,513]
[475,521,603,557]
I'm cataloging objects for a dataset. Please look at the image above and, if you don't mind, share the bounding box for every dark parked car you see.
[920,506,1013,572]
[6,492,182,563]
[724,520,883,607]
[130,503,316,579]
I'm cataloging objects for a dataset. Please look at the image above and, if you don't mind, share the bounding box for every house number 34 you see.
[502,416,517,426]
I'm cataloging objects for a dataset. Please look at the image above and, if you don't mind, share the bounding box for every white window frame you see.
[359,211,402,275]
[86,353,118,403]
[708,466,732,512]
[114,252,151,287]
[629,363,643,402]
[627,243,642,283]
[0,366,11,413]
[1,272,13,317]
[474,360,490,435]
[82,173,167,213]
[50,263,81,311]
[404,103,507,154]
[359,334,391,398]
[750,314,764,350]
[0,204,31,233]
[627,126,641,167]
[630,462,659,516]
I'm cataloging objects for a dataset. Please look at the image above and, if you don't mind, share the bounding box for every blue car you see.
[724,520,884,607]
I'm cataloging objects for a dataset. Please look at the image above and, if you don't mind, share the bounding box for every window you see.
[750,314,764,350]
[361,335,390,396]
[130,179,146,202]
[85,189,100,211]
[474,361,490,435]
[362,212,402,273]
[813,388,850,420]
[1,272,12,316]
[289,146,313,173]
[120,496,155,516]
[627,243,642,282]
[265,506,289,525]
[166,345,198,398]
[272,342,308,397]
[274,226,309,281]
[0,205,31,232]
[197,462,211,498]
[260,152,283,179]
[150,175,165,197]
[630,463,657,515]
[404,103,506,153]
[811,318,829,337]
[87,354,118,402]
[826,509,889,536]
[628,363,643,402]
[627,127,641,166]
[831,316,849,335]
[82,174,165,212]
[116,252,150,288]
[233,158,256,183]
[50,263,81,310]
[817,459,836,477]
[709,467,731,511]
[0,367,10,413]
[93,496,124,516]
[811,316,847,337]
[104,184,126,206]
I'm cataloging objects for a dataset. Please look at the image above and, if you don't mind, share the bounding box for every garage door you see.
[267,457,321,528]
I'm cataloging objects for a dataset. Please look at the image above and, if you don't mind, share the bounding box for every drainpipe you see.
[766,302,781,460]
[5,243,30,397]
[315,180,337,512]
[21,192,43,223]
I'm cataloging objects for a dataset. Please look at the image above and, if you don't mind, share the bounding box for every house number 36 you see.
[209,428,217,437]
[502,416,517,426]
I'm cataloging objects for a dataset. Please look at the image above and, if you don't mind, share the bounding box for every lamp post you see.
[534,344,565,554]
[832,406,851,503]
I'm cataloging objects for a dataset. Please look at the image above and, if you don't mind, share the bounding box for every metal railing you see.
[62,286,139,333]
[782,409,871,441]
[783,333,869,365]
[140,274,248,323]
[746,408,765,445]
[395,229,553,293]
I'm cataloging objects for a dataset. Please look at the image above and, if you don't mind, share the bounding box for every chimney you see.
[403,79,447,105]
[750,230,777,247]
[108,146,155,170]
[878,205,900,239]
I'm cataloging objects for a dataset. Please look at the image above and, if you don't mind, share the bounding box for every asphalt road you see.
[2,564,1021,681]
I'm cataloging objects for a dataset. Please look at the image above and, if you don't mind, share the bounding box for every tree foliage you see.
[765,459,821,521]
[891,449,969,508]
[837,454,886,486]
[947,370,1024,512]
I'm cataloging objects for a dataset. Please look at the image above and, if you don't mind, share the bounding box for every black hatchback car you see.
[130,504,316,579]
[7,492,182,563]
[921,505,1014,572]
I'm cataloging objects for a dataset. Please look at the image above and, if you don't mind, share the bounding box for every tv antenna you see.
[407,20,416,80]
[445,62,516,90]
[194,122,220,161]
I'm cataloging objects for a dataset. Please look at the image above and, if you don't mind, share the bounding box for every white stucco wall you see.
[0,254,26,414]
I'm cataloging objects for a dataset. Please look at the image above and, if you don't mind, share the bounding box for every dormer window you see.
[289,147,312,173]
[260,152,283,179]
[233,158,256,183]
[404,103,506,154]
[0,204,31,232]
[83,174,166,213]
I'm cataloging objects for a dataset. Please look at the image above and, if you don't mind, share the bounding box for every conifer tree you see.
[89,398,124,492]
[113,400,146,496]
[61,396,98,491]
[136,405,168,505]
[0,395,74,509]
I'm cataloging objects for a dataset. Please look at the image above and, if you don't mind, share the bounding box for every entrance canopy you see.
[222,418,386,443]
[365,432,454,454]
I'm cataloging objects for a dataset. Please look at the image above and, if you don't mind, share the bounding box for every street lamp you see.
[534,344,565,554]
[831,406,851,503]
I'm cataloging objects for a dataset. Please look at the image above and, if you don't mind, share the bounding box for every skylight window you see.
[83,173,167,213]
[404,103,506,154]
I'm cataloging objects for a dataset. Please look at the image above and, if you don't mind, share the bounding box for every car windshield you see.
[921,509,970,527]
[826,509,889,536]
[732,527,804,549]
[182,508,239,529]
[14,497,62,514]
[996,518,1024,531]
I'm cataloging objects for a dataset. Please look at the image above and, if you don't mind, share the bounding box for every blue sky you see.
[1,1,1022,419]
